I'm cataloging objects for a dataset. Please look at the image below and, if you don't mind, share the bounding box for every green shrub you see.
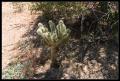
[2,61,33,79]
[2,62,26,79]
[29,2,88,23]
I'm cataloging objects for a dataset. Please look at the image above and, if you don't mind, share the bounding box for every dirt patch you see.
[2,2,38,69]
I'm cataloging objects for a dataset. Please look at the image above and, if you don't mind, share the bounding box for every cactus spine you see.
[37,20,70,67]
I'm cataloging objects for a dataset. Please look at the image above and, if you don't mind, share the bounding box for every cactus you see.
[37,20,70,67]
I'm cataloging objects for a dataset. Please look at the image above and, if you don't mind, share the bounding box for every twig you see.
[111,20,119,29]
[88,10,111,34]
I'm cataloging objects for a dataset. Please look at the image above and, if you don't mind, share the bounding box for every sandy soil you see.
[2,2,38,69]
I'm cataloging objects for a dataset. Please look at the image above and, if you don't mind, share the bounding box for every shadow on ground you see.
[15,15,119,79]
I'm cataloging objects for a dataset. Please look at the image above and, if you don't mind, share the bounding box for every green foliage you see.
[29,2,88,22]
[30,2,119,40]
[2,61,33,79]
[2,62,26,79]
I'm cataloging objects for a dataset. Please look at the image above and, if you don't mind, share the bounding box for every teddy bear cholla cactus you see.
[37,20,70,67]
